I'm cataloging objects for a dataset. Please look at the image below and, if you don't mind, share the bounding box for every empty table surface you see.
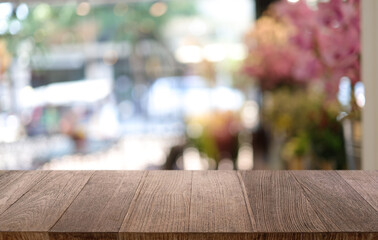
[0,170,377,240]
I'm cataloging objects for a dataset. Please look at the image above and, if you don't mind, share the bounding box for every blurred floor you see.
[42,134,184,170]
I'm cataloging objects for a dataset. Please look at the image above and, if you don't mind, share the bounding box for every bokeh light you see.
[354,82,365,108]
[0,3,13,20]
[149,2,168,17]
[76,2,91,16]
[9,20,21,35]
[175,45,202,63]
[0,0,360,171]
[33,4,52,21]
[0,20,8,35]
[16,4,29,21]
[103,50,118,66]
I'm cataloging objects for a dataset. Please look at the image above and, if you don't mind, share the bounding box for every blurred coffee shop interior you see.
[0,0,376,170]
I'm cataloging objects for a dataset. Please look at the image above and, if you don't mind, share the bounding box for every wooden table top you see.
[0,170,377,240]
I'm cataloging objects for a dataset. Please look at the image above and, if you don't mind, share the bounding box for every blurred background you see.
[0,0,362,170]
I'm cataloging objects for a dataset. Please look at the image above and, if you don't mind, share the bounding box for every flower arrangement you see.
[186,111,241,165]
[243,0,360,169]
[265,88,346,169]
[244,0,360,96]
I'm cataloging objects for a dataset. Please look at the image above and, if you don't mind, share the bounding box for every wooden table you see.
[0,171,377,240]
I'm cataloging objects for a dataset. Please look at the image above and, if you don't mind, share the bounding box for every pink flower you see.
[317,29,357,68]
[292,51,323,82]
[243,0,361,97]
[273,0,317,29]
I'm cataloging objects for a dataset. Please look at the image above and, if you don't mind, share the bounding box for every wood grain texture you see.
[239,171,326,233]
[0,232,49,240]
[119,171,192,233]
[0,171,49,215]
[48,233,117,240]
[189,171,252,233]
[0,171,93,233]
[291,171,378,232]
[119,232,378,240]
[364,170,378,181]
[0,170,377,240]
[50,171,143,240]
[338,170,378,211]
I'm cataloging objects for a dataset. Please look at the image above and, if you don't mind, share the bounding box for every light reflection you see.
[338,76,351,107]
[149,2,167,17]
[175,45,203,63]
[0,3,13,20]
[218,158,234,170]
[237,144,254,170]
[354,82,365,108]
[33,4,51,21]
[9,20,21,35]
[183,147,204,170]
[189,19,207,35]
[0,20,8,34]
[16,4,29,21]
[227,44,247,61]
[76,2,91,16]
[203,44,226,62]
[0,115,21,143]
[241,101,259,129]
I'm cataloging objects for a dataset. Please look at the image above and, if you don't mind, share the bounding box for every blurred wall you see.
[362,0,378,170]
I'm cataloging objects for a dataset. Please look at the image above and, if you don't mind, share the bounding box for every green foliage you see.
[1,1,198,55]
[190,130,219,162]
[265,87,346,167]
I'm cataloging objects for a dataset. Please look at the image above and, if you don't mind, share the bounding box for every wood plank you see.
[364,170,378,181]
[239,171,326,233]
[0,171,93,234]
[189,171,252,233]
[119,171,192,234]
[1,232,376,240]
[50,171,143,240]
[0,171,49,215]
[0,232,376,240]
[0,232,48,240]
[0,170,376,240]
[49,233,117,240]
[120,232,377,240]
[291,171,378,232]
[338,171,378,211]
